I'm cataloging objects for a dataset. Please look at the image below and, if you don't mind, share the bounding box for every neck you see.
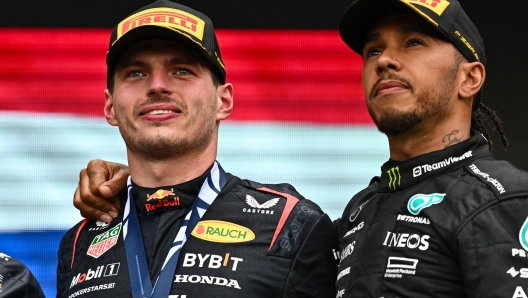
[387,115,471,161]
[127,140,218,187]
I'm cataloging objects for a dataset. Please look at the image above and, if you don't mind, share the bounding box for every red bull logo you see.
[116,8,206,42]
[145,197,181,213]
[401,0,450,16]
[145,188,181,213]
[147,188,175,201]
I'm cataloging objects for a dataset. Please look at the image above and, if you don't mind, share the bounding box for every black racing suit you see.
[57,171,339,298]
[0,251,45,298]
[335,134,528,298]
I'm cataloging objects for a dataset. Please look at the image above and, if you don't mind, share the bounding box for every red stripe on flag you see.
[0,29,371,124]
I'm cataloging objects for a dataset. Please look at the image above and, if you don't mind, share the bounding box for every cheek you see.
[361,69,376,96]
[111,98,135,119]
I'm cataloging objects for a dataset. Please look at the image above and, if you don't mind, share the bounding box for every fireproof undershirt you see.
[131,167,209,284]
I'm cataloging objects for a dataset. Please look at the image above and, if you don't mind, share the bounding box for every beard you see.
[367,63,459,136]
[114,95,217,161]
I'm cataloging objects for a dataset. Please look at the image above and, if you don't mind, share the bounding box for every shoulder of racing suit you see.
[224,174,338,258]
[441,156,528,238]
[417,156,528,237]
[228,175,339,296]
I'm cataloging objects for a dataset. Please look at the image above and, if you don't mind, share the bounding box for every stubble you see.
[367,56,461,136]
[115,95,217,161]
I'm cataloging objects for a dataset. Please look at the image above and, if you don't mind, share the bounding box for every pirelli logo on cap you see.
[117,7,206,42]
[401,0,451,16]
[454,30,480,61]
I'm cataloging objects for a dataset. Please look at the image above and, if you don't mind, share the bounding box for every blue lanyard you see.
[123,161,227,298]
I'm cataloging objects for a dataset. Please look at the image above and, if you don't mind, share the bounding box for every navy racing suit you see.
[58,170,338,297]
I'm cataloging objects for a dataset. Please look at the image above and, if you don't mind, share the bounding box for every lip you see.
[138,104,182,121]
[375,80,408,97]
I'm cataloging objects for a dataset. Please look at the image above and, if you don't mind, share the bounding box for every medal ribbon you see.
[123,161,227,298]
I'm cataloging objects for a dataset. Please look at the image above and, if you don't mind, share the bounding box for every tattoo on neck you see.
[443,130,462,147]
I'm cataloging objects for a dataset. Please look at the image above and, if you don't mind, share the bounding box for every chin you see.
[370,107,424,136]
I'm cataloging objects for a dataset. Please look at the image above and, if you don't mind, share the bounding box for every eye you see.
[126,70,144,78]
[363,47,382,59]
[369,48,382,57]
[407,38,424,47]
[175,68,192,75]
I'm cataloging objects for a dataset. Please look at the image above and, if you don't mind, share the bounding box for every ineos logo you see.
[383,231,430,251]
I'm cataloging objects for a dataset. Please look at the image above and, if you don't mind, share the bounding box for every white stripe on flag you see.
[0,112,388,231]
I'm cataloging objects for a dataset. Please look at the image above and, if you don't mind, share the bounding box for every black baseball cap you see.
[340,0,485,109]
[106,0,226,88]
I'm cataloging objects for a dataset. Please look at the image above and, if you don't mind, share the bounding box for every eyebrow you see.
[116,57,201,71]
[167,57,201,68]
[364,25,429,44]
[115,60,147,70]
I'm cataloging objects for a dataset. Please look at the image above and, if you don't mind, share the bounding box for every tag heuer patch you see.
[87,223,122,258]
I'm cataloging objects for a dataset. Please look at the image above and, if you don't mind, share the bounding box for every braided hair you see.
[471,102,509,151]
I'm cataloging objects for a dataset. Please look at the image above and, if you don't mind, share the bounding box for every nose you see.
[147,68,172,97]
[375,51,401,76]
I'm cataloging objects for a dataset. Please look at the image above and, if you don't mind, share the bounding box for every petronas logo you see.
[519,216,528,251]
[407,193,445,215]
[387,167,401,190]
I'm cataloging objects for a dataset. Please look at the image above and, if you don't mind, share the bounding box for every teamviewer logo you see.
[413,166,422,177]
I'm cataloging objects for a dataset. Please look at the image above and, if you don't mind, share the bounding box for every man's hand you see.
[74,159,129,223]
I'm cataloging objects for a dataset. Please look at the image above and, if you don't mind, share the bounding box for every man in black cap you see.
[56,1,338,297]
[334,0,528,297]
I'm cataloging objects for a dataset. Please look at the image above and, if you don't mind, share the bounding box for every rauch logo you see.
[191,220,255,243]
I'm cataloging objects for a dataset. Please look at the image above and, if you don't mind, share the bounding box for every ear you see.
[458,62,486,100]
[216,83,234,121]
[104,89,119,126]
